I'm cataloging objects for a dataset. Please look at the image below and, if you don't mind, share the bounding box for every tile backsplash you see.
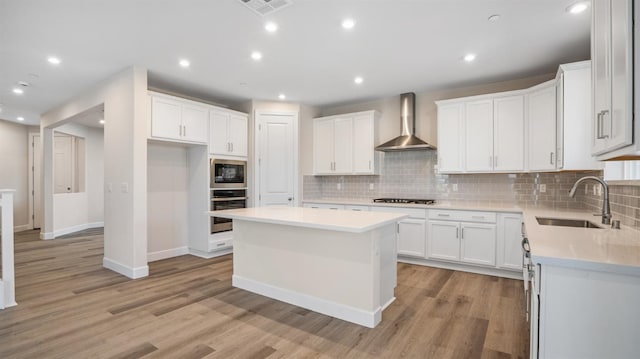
[303,151,603,209]
[580,184,640,230]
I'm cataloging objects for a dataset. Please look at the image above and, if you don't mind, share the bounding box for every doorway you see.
[254,111,299,207]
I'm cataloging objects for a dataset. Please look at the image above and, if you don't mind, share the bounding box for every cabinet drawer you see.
[210,238,232,252]
[429,209,496,223]
[371,206,427,219]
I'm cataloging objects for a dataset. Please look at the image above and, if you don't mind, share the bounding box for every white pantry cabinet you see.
[150,93,208,144]
[527,81,557,171]
[313,111,379,175]
[210,109,248,158]
[591,0,638,159]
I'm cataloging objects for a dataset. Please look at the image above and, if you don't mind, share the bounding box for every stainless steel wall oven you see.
[211,189,247,234]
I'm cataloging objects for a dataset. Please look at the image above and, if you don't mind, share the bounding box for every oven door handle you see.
[212,197,248,202]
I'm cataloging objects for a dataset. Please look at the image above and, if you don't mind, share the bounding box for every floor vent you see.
[238,0,292,16]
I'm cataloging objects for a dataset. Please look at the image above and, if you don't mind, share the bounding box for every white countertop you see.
[209,207,407,233]
[303,198,640,274]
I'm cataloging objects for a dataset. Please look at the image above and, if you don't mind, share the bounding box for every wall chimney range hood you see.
[375,92,436,152]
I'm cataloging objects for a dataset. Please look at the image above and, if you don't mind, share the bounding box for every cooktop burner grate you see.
[373,198,436,205]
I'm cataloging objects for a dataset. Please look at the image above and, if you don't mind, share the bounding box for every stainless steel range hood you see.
[375,92,436,151]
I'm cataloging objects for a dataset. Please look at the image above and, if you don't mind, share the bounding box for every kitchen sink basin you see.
[536,217,602,229]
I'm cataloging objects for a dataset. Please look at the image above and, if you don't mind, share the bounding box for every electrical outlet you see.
[121,182,129,193]
[452,184,458,192]
[539,184,546,193]
[369,183,374,190]
[593,184,598,195]
[337,183,341,190]
[597,185,602,196]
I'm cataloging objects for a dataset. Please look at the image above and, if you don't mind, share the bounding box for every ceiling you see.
[0,0,591,126]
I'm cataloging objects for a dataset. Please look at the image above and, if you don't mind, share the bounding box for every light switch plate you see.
[539,184,546,193]
[452,184,458,192]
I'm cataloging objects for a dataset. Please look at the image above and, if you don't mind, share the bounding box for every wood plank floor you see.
[0,230,529,358]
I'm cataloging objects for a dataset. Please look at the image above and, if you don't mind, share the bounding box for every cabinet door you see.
[591,0,611,155]
[607,0,633,151]
[460,223,496,266]
[465,100,494,171]
[313,119,335,174]
[528,86,557,171]
[437,103,465,172]
[181,103,208,143]
[497,214,523,271]
[333,117,353,173]
[352,114,375,174]
[397,218,426,258]
[151,96,182,140]
[494,95,525,171]
[228,113,248,157]
[210,110,230,155]
[428,220,460,261]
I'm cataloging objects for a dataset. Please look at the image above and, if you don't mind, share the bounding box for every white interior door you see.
[257,112,297,207]
[54,135,73,193]
[33,135,42,229]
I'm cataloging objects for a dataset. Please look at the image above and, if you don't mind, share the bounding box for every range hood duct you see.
[375,92,436,152]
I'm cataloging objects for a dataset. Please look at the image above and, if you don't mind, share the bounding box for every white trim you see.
[50,221,104,238]
[28,132,39,230]
[147,246,189,262]
[254,110,300,207]
[189,247,233,259]
[102,257,149,279]
[13,224,31,232]
[233,274,382,328]
[398,257,523,280]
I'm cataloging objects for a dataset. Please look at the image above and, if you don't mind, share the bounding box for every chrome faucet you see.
[569,176,611,225]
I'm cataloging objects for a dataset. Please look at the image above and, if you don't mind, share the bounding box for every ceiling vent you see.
[238,0,292,16]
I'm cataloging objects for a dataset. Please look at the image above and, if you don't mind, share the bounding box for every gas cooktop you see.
[373,198,436,205]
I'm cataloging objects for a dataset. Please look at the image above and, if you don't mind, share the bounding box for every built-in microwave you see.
[210,159,247,189]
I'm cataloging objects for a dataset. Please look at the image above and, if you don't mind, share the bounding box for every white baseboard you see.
[13,224,30,233]
[233,275,381,328]
[44,221,104,240]
[189,248,233,259]
[398,257,523,280]
[147,246,189,262]
[103,257,149,279]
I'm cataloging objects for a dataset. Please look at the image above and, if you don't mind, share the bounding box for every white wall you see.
[40,66,149,279]
[50,123,104,235]
[147,143,189,260]
[0,120,31,230]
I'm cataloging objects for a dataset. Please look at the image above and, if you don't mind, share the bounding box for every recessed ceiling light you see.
[12,88,24,95]
[265,22,278,33]
[567,2,589,14]
[488,14,501,22]
[251,51,263,60]
[278,94,286,100]
[464,53,477,62]
[354,76,363,84]
[179,59,190,68]
[342,18,356,30]
[17,117,24,122]
[99,119,105,125]
[47,56,61,65]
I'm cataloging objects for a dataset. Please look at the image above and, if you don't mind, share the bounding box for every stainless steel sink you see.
[536,217,602,229]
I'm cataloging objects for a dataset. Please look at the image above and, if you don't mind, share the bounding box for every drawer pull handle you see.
[216,243,226,247]
[438,214,450,217]
[472,216,485,219]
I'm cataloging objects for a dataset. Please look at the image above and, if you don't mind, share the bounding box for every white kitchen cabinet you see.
[150,93,208,144]
[371,206,427,258]
[437,103,465,172]
[427,209,497,267]
[210,108,248,157]
[302,203,345,210]
[591,0,636,158]
[528,82,557,171]
[313,111,379,175]
[493,95,525,171]
[497,213,523,271]
[556,61,604,171]
[464,100,494,172]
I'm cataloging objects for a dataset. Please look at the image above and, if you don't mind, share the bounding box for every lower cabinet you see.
[303,203,345,210]
[371,206,427,258]
[497,213,524,270]
[428,220,496,266]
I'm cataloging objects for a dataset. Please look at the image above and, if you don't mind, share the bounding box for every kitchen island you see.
[209,206,408,328]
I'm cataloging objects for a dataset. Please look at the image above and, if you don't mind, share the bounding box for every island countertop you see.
[209,206,408,234]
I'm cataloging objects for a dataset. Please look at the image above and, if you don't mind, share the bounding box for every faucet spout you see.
[569,176,611,225]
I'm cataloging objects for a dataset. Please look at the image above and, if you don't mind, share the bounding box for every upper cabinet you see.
[591,0,639,159]
[150,93,208,144]
[313,110,379,175]
[437,103,465,173]
[210,109,248,158]
[527,82,557,171]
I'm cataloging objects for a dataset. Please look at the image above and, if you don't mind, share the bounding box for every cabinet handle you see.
[596,111,603,139]
[602,109,610,139]
[216,243,226,247]
[179,124,183,136]
[437,213,450,217]
[549,152,554,165]
[231,143,234,152]
[456,227,459,239]
[183,125,186,137]
[461,227,464,239]
[369,160,371,170]
[472,215,485,219]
